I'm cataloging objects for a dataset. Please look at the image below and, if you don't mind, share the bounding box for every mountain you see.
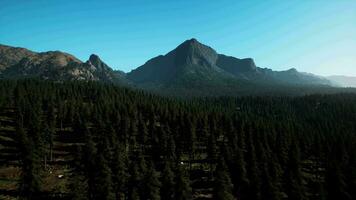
[0,40,344,96]
[126,38,331,95]
[127,38,231,85]
[0,44,37,70]
[261,68,332,85]
[0,44,129,83]
[327,75,356,88]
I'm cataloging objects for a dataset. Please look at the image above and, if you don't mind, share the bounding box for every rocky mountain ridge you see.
[0,39,344,96]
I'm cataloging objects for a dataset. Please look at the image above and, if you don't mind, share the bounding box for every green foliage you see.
[160,162,175,200]
[175,166,192,200]
[213,159,234,200]
[142,162,161,200]
[0,79,355,199]
[285,141,307,200]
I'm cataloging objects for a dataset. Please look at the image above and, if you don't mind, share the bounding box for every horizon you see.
[1,0,355,76]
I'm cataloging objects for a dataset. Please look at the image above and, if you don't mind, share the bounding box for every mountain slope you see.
[0,44,129,83]
[0,40,341,96]
[216,55,257,76]
[127,38,231,85]
[126,39,331,94]
[0,44,37,70]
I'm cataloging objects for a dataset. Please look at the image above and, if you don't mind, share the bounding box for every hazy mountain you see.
[127,38,232,85]
[262,68,332,85]
[0,40,341,96]
[127,39,331,90]
[327,75,356,87]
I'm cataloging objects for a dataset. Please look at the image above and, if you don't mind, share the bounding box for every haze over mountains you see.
[327,75,356,88]
[0,39,354,96]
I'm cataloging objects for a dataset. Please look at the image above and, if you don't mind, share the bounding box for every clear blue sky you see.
[1,0,355,76]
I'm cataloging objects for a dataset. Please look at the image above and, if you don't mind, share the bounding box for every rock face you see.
[0,44,127,83]
[87,54,111,73]
[217,55,257,74]
[0,44,37,70]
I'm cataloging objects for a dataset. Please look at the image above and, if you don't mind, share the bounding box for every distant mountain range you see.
[327,75,356,88]
[0,39,354,96]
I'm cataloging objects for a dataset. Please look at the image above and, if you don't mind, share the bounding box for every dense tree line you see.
[0,79,355,200]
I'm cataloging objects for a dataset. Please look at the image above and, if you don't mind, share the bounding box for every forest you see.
[0,79,355,200]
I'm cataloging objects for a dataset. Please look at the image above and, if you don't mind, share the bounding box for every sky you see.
[0,0,355,76]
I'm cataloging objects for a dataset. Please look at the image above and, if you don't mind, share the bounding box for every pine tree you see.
[69,146,88,200]
[213,158,234,200]
[19,135,41,199]
[27,98,45,166]
[325,161,351,200]
[137,115,148,151]
[93,154,114,200]
[167,134,177,161]
[70,172,88,200]
[142,161,161,200]
[128,153,146,200]
[44,95,56,163]
[161,161,175,199]
[82,127,98,200]
[246,129,261,200]
[112,144,128,200]
[175,165,192,200]
[128,162,141,200]
[261,160,282,200]
[285,141,307,200]
[130,187,140,200]
[325,142,352,200]
[16,118,41,199]
[232,146,249,199]
[276,131,289,168]
[187,119,196,170]
[207,132,217,177]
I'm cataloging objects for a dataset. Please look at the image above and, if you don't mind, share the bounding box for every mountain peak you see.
[89,54,101,63]
[184,38,199,44]
[88,54,104,67]
[171,38,218,67]
[286,68,298,73]
[87,54,112,73]
[178,38,203,49]
[127,38,222,84]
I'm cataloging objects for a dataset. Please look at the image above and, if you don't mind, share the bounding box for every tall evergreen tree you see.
[112,144,128,200]
[207,132,217,177]
[82,127,98,200]
[284,141,307,200]
[246,129,261,200]
[232,146,249,199]
[161,162,175,200]
[142,162,161,200]
[128,153,146,200]
[325,142,352,200]
[175,166,192,200]
[16,121,41,199]
[69,146,88,200]
[92,154,114,200]
[213,158,234,200]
